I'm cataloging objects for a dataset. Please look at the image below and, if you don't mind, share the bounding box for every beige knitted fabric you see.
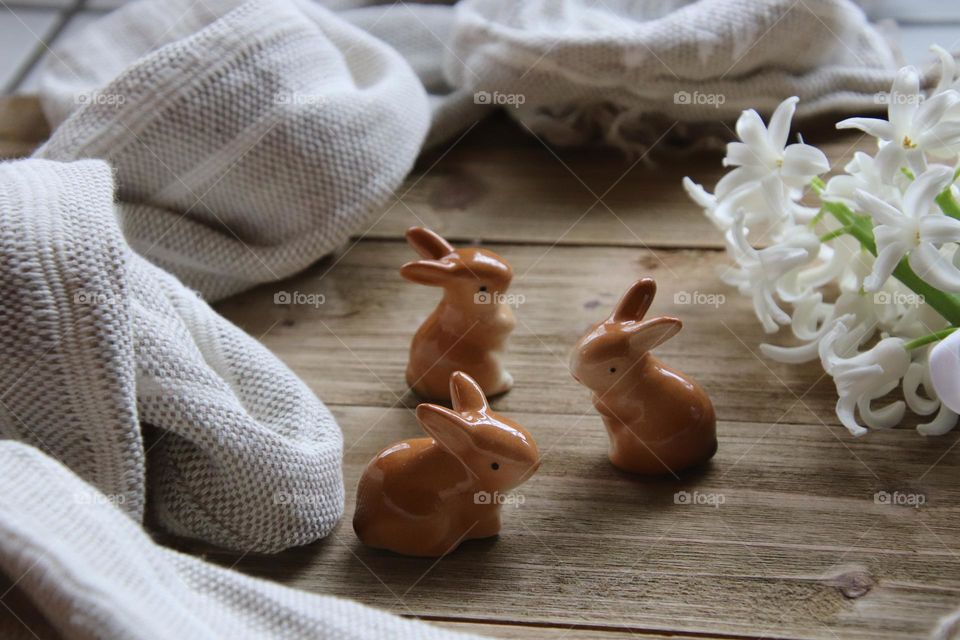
[0,440,476,640]
[0,158,344,553]
[37,0,431,301]
[333,0,901,153]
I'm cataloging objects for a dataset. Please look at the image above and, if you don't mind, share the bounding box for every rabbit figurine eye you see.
[609,367,617,373]
[491,462,500,470]
[479,285,487,292]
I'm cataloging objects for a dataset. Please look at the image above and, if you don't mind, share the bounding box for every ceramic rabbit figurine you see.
[400,227,515,401]
[570,278,717,475]
[353,371,540,557]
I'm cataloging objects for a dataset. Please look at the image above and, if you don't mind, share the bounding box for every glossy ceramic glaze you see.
[353,371,540,557]
[570,278,717,475]
[400,227,515,401]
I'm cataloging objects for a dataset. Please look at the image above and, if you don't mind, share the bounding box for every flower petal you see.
[914,89,960,132]
[904,361,940,415]
[917,403,958,436]
[904,165,954,218]
[836,117,893,140]
[873,141,905,183]
[768,96,798,151]
[781,143,829,179]
[920,214,960,244]
[864,243,906,292]
[909,243,960,291]
[856,188,904,226]
[889,66,921,133]
[735,108,772,159]
[724,141,760,168]
[930,329,960,414]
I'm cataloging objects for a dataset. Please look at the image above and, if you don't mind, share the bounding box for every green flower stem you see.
[820,200,960,326]
[905,327,957,350]
[936,188,960,220]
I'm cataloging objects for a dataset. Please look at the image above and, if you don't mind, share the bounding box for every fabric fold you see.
[0,157,345,553]
[37,0,432,300]
[0,440,474,640]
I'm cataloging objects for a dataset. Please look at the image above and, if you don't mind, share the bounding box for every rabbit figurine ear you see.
[627,316,682,354]
[416,404,473,456]
[406,227,455,259]
[450,371,488,413]
[400,260,458,286]
[612,278,657,322]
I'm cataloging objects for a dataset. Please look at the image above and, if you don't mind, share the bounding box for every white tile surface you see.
[16,10,107,93]
[0,6,61,92]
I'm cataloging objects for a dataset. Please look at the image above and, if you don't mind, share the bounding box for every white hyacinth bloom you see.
[855,165,960,292]
[822,151,903,208]
[930,329,960,417]
[723,215,819,333]
[724,96,830,190]
[819,316,911,437]
[837,66,960,180]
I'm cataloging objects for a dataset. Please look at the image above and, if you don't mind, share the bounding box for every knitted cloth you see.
[0,440,476,640]
[37,0,431,300]
[337,0,901,152]
[0,158,343,553]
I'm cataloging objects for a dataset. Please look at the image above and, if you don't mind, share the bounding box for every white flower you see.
[822,151,903,207]
[905,348,959,436]
[855,165,960,292]
[722,215,820,333]
[684,97,826,235]
[724,96,829,190]
[933,45,960,97]
[819,316,911,436]
[837,66,960,181]
[930,329,960,417]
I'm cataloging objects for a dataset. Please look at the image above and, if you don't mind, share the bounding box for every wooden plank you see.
[165,404,960,640]
[218,241,885,430]
[0,95,47,158]
[431,619,719,638]
[360,116,870,250]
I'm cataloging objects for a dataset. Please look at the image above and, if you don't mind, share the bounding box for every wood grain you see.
[2,94,958,639]
[211,240,960,639]
[217,242,873,429]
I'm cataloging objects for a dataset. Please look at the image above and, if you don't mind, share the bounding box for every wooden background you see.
[3,92,960,639]
[3,1,960,633]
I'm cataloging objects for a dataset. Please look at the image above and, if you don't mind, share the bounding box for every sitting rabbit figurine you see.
[400,227,515,401]
[570,278,717,475]
[353,371,540,557]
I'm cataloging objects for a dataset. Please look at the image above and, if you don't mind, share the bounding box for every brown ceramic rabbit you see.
[401,227,515,402]
[570,278,717,475]
[353,371,539,557]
